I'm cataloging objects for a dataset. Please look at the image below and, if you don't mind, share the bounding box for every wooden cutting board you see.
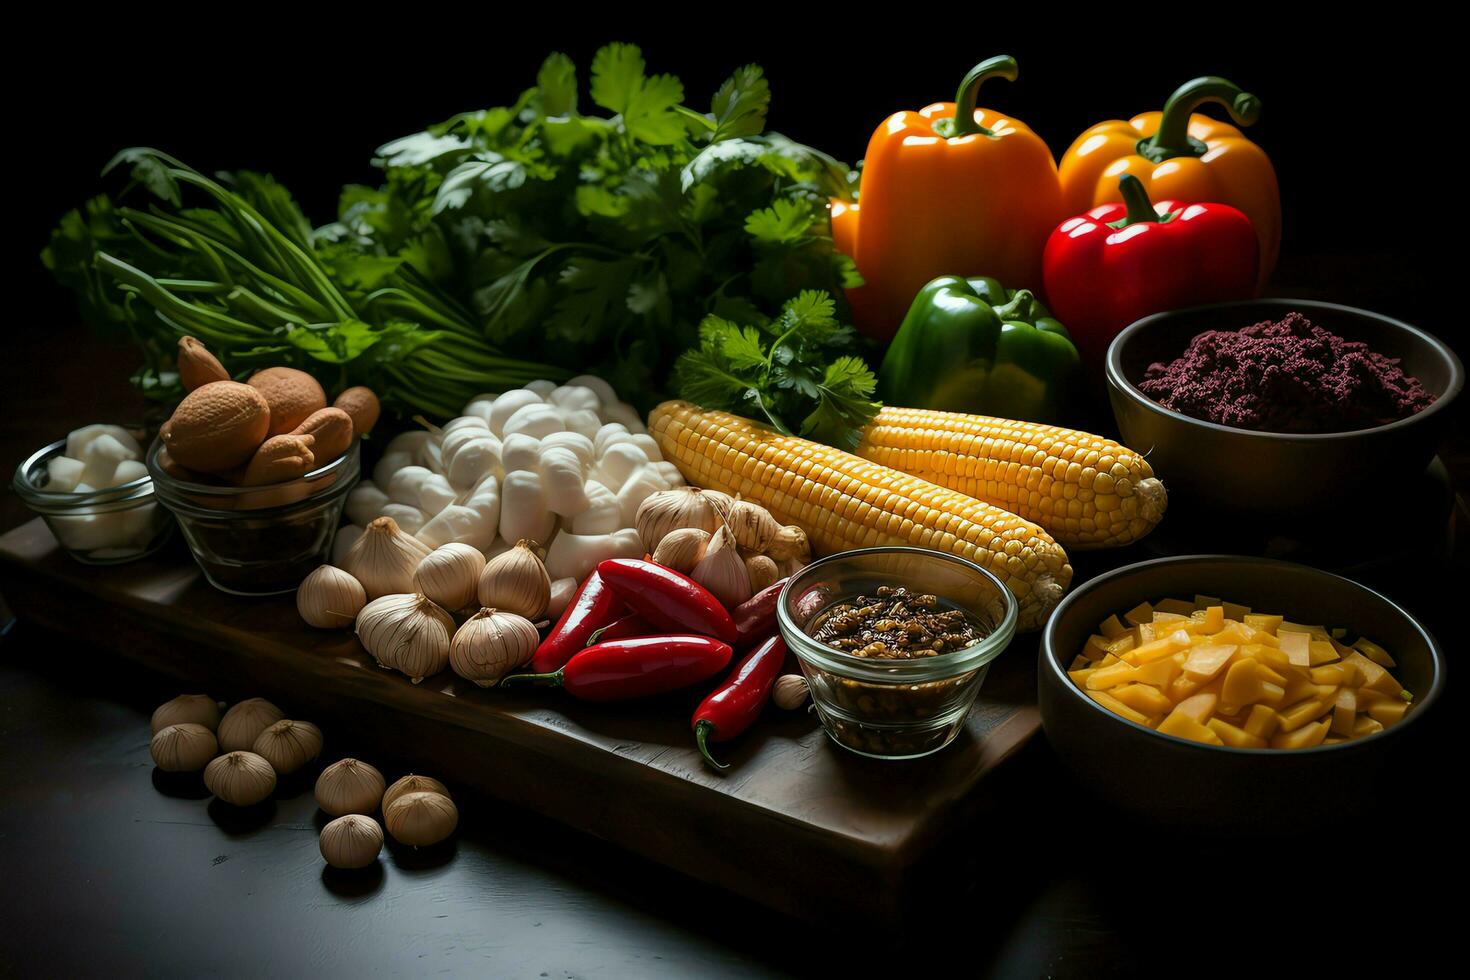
[0,517,1041,929]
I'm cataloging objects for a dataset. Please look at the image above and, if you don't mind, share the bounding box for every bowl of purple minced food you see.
[1106,299,1463,516]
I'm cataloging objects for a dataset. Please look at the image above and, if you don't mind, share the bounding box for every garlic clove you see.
[488,390,543,437]
[150,723,218,772]
[355,594,455,683]
[151,694,221,734]
[344,517,434,599]
[217,698,285,752]
[385,791,458,847]
[412,544,486,612]
[383,774,450,811]
[297,565,367,629]
[635,486,734,552]
[315,758,386,817]
[477,540,551,620]
[773,674,810,710]
[320,814,384,869]
[346,482,390,527]
[765,525,812,564]
[204,751,277,806]
[744,553,780,593]
[691,526,752,609]
[449,608,540,687]
[252,719,323,775]
[563,374,617,407]
[728,500,780,553]
[651,527,710,573]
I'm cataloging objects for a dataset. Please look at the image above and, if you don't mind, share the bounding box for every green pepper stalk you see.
[932,55,1019,139]
[1105,174,1178,229]
[1138,77,1261,163]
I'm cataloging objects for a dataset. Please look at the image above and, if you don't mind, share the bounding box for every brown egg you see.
[332,387,381,437]
[249,367,326,436]
[161,381,271,473]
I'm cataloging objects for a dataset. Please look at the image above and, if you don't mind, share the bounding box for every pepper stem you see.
[933,55,1018,139]
[694,720,729,771]
[993,288,1036,322]
[499,669,565,690]
[1105,174,1166,229]
[1139,76,1261,163]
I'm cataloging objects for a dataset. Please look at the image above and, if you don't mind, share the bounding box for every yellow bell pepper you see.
[1057,76,1280,287]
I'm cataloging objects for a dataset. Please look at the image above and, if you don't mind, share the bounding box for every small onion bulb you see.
[382,774,450,811]
[772,674,810,710]
[449,608,540,687]
[252,719,323,775]
[150,723,218,772]
[319,814,384,869]
[384,791,458,846]
[412,543,486,611]
[217,698,285,752]
[314,758,386,817]
[150,694,221,734]
[204,751,277,806]
[297,565,367,628]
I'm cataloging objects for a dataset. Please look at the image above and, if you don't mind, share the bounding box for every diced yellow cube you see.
[1310,664,1353,686]
[1099,614,1128,639]
[1344,652,1402,697]
[1158,711,1225,745]
[1168,674,1204,701]
[1126,630,1192,665]
[1279,630,1312,667]
[1331,688,1357,736]
[1271,717,1330,749]
[1244,614,1283,636]
[1151,612,1190,629]
[1154,598,1196,616]
[1124,601,1154,627]
[1194,594,1222,611]
[1104,634,1137,656]
[1281,621,1332,642]
[1308,641,1340,666]
[1249,644,1292,675]
[1277,696,1333,732]
[1352,637,1396,668]
[1086,690,1151,726]
[1130,657,1181,689]
[1200,606,1225,632]
[1208,624,1256,646]
[1135,622,1156,645]
[1068,667,1096,687]
[1244,704,1280,739]
[1367,699,1408,726]
[1351,714,1385,739]
[1174,692,1218,724]
[1085,661,1138,691]
[1182,644,1238,681]
[1110,683,1174,717]
[1085,634,1112,659]
[1208,717,1267,749]
[1221,659,1269,708]
[1280,672,1318,706]
[1222,601,1252,622]
[1258,682,1286,707]
[1097,653,1120,668]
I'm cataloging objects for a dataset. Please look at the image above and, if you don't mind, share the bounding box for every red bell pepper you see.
[1042,173,1259,370]
[691,635,788,771]
[731,579,788,647]
[597,559,739,646]
[500,635,733,702]
[530,572,624,673]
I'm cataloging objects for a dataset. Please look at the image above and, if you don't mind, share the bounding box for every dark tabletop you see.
[2,260,1463,977]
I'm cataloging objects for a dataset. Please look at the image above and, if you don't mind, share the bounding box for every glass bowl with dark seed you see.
[776,547,1017,760]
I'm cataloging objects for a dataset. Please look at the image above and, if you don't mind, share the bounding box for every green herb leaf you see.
[709,65,770,142]
[537,52,578,117]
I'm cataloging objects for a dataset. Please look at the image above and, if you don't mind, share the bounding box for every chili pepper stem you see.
[1106,175,1173,229]
[933,55,1018,140]
[694,720,729,771]
[1140,76,1261,163]
[499,669,566,690]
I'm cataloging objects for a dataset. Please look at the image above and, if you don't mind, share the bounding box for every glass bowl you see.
[12,438,174,565]
[146,438,360,596]
[777,547,1019,760]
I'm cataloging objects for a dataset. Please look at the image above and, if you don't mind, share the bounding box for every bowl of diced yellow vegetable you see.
[1039,555,1443,828]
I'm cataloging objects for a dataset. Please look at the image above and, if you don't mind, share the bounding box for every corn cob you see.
[856,407,1167,550]
[649,401,1072,631]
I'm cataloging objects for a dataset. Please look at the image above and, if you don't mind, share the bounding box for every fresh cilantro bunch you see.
[674,291,880,450]
[353,43,862,404]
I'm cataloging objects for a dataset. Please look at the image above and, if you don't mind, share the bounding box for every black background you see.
[11,21,1460,348]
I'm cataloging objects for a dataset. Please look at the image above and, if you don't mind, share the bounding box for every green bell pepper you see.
[878,275,1080,423]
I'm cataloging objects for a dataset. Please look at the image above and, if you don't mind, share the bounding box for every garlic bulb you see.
[150,723,218,772]
[150,694,220,734]
[384,791,458,846]
[412,543,486,611]
[728,499,780,552]
[356,594,454,683]
[773,674,810,710]
[344,516,433,599]
[691,526,751,608]
[315,758,386,816]
[383,774,449,811]
[635,486,733,552]
[449,608,540,687]
[766,525,811,563]
[320,814,384,869]
[297,565,367,628]
[477,539,551,620]
[204,751,277,806]
[252,719,323,775]
[651,527,709,573]
[217,698,285,752]
[744,554,780,592]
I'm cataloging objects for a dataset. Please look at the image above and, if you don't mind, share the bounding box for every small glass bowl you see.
[12,438,174,565]
[777,547,1018,760]
[146,438,360,596]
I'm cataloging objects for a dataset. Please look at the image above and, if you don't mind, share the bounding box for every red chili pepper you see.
[530,572,624,673]
[585,612,651,647]
[501,635,733,702]
[691,635,787,771]
[732,579,789,647]
[597,559,738,646]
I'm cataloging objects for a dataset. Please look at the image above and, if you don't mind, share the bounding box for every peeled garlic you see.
[320,814,383,869]
[450,608,540,687]
[297,565,367,628]
[252,719,323,775]
[150,723,218,772]
[728,500,780,552]
[477,539,551,620]
[383,774,450,811]
[385,791,458,846]
[651,527,710,573]
[315,758,386,816]
[773,674,810,710]
[691,526,752,608]
[217,698,285,752]
[356,594,454,683]
[413,543,486,611]
[635,486,733,552]
[344,516,433,599]
[744,554,780,593]
[151,694,220,734]
[204,751,277,806]
[766,525,812,563]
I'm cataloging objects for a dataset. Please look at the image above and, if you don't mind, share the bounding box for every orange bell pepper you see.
[1057,76,1280,287]
[832,56,1065,341]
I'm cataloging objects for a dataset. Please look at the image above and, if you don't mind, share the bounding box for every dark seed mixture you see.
[810,586,978,659]
[1138,312,1437,433]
